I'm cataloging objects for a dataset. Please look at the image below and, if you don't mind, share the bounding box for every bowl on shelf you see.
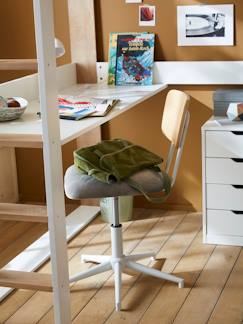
[0,97,28,122]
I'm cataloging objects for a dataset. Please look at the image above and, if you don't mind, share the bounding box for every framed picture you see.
[177,4,234,46]
[139,5,156,26]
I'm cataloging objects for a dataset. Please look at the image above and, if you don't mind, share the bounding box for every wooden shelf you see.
[0,59,37,71]
[0,270,52,291]
[0,203,48,223]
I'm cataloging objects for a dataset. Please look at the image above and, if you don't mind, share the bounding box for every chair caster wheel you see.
[81,255,87,263]
[178,280,184,288]
[116,303,121,311]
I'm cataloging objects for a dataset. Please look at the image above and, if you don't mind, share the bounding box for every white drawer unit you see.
[207,184,243,210]
[202,117,243,246]
[206,158,243,185]
[207,210,243,246]
[206,131,243,158]
[207,210,243,237]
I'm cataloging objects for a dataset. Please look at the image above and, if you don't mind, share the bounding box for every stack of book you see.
[108,32,155,86]
[58,96,119,120]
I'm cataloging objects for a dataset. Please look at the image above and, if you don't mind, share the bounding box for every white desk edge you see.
[0,83,167,147]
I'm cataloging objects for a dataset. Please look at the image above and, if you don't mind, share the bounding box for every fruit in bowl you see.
[0,96,28,121]
[7,98,22,107]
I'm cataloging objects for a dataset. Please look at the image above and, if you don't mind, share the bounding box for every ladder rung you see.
[0,203,48,223]
[0,59,37,70]
[0,270,52,291]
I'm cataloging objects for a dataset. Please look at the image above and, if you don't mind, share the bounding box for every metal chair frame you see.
[69,108,190,311]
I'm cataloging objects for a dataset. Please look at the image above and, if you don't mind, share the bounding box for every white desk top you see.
[0,83,167,147]
[202,116,243,132]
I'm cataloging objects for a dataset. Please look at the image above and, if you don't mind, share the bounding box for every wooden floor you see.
[1,209,243,324]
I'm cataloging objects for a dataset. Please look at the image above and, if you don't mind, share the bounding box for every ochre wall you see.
[96,0,243,62]
[0,0,74,203]
[1,0,243,211]
[96,0,243,211]
[0,0,71,82]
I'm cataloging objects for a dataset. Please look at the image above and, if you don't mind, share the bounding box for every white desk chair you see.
[64,89,190,311]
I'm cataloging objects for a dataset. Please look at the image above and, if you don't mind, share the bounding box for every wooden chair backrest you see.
[161,89,190,148]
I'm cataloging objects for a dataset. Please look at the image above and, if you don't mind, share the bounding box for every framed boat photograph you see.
[177,4,234,46]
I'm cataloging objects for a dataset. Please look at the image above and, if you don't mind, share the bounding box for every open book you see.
[58,95,119,120]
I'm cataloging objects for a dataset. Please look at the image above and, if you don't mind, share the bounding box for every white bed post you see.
[33,1,71,323]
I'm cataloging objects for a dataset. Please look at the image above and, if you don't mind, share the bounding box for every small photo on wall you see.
[139,5,156,26]
[177,4,234,46]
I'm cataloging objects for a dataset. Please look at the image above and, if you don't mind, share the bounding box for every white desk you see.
[0,83,166,147]
[0,72,167,300]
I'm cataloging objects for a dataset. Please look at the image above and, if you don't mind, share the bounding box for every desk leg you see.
[0,148,18,203]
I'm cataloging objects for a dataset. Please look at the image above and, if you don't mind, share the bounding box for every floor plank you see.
[70,210,185,324]
[0,222,33,253]
[208,249,243,324]
[4,210,147,324]
[173,245,241,324]
[0,221,16,238]
[38,209,161,324]
[1,210,243,324]
[0,223,47,268]
[104,212,200,324]
[140,230,215,324]
[0,217,104,323]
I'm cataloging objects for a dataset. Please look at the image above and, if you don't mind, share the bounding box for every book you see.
[115,33,155,86]
[90,99,120,117]
[58,107,96,120]
[107,32,148,85]
[58,96,96,120]
[58,96,119,120]
[108,32,120,86]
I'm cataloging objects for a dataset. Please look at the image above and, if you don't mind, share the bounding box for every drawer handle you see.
[232,158,243,163]
[232,210,243,214]
[232,131,243,135]
[232,185,243,189]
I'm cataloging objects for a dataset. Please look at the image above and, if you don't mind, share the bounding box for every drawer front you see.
[207,184,243,210]
[206,131,243,158]
[206,158,243,185]
[207,209,243,237]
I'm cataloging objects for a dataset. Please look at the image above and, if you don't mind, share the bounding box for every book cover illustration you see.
[58,96,96,120]
[59,107,95,120]
[107,32,148,85]
[115,33,155,86]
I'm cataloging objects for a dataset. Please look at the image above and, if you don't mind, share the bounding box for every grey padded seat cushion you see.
[64,165,166,200]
